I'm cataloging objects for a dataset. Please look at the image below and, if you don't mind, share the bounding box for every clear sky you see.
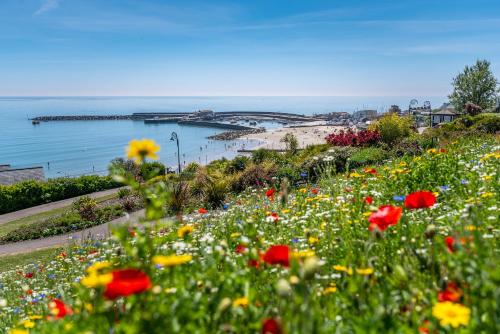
[1,0,499,96]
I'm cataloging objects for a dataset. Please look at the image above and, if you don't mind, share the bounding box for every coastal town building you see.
[0,165,45,185]
[431,109,459,127]
[352,109,377,120]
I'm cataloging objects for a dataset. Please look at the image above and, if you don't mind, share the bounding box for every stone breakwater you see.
[31,115,134,121]
[207,128,266,140]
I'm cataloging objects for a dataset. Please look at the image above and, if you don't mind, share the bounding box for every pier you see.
[30,110,319,130]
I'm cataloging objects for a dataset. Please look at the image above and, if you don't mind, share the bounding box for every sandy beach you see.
[240,122,350,150]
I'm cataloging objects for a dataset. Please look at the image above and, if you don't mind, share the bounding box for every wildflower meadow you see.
[0,135,498,333]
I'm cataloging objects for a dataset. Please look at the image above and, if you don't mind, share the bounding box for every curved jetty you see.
[30,110,322,132]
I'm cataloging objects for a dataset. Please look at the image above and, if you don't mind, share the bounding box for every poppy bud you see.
[424,224,436,239]
[276,278,292,297]
[301,256,321,279]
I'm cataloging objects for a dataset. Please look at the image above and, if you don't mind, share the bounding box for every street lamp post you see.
[170,132,181,173]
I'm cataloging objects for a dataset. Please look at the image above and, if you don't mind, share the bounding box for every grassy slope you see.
[0,247,61,273]
[0,136,498,333]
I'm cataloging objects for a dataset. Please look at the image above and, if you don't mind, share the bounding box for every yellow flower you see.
[230,232,241,238]
[86,261,110,274]
[481,192,494,198]
[177,225,194,238]
[81,272,113,288]
[333,265,353,275]
[152,254,192,267]
[323,285,337,295]
[232,297,249,308]
[349,172,362,178]
[299,188,308,193]
[432,301,470,328]
[356,268,374,275]
[482,175,492,181]
[291,250,315,259]
[9,330,28,334]
[126,138,160,164]
[22,320,35,329]
[427,148,438,154]
[308,236,319,245]
[281,209,291,214]
[29,315,42,320]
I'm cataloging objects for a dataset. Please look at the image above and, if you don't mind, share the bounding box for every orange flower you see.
[438,282,462,302]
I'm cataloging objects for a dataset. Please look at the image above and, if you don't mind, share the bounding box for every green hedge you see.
[0,175,121,214]
[0,204,124,244]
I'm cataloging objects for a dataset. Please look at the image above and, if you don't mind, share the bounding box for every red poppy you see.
[404,191,436,209]
[368,205,403,231]
[269,212,280,222]
[311,188,319,195]
[364,196,373,205]
[439,148,447,153]
[266,188,276,199]
[248,259,260,268]
[262,245,290,267]
[24,273,34,279]
[418,320,430,334]
[48,299,73,319]
[262,318,282,334]
[198,208,207,214]
[444,236,471,253]
[104,269,152,300]
[235,244,247,254]
[438,282,462,302]
[364,167,377,174]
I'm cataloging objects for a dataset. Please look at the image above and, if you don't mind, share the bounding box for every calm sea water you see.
[0,96,444,178]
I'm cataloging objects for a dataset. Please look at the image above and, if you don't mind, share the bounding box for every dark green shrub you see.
[472,113,500,133]
[96,204,124,222]
[204,179,229,209]
[0,175,120,214]
[301,147,358,181]
[117,188,132,199]
[275,165,301,185]
[251,149,280,164]
[225,156,250,174]
[72,196,98,221]
[350,147,389,167]
[231,164,277,192]
[140,162,166,181]
[166,181,191,216]
[390,138,423,157]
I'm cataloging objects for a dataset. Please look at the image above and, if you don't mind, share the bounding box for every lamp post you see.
[170,132,181,173]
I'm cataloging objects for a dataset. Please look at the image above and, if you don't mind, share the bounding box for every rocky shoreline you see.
[207,128,266,140]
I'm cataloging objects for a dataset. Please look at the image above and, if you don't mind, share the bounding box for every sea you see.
[0,96,444,178]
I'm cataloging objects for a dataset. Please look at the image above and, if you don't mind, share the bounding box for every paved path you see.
[0,210,144,256]
[0,188,123,225]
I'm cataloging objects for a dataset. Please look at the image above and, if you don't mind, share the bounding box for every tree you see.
[449,60,499,113]
[280,133,298,154]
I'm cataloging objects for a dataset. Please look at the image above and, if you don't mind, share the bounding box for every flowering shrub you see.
[325,129,381,147]
[0,136,498,333]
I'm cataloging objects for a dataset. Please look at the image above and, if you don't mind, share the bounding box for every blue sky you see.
[1,0,499,96]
